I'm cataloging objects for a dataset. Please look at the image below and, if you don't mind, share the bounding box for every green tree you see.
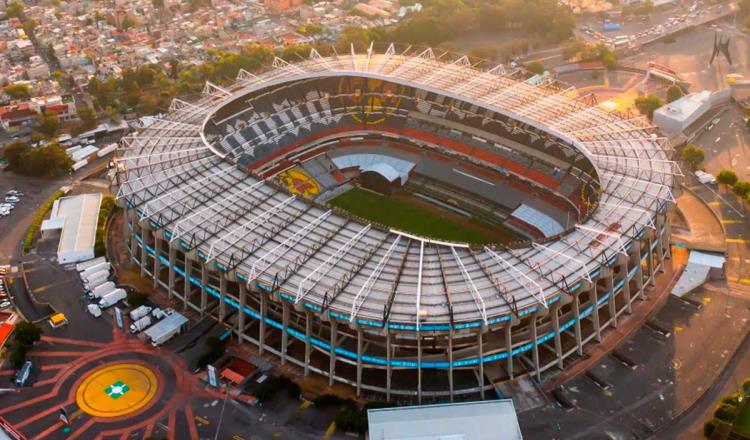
[681,144,705,171]
[634,94,664,120]
[733,181,750,197]
[36,112,60,139]
[703,418,718,438]
[525,61,545,75]
[18,142,71,176]
[743,378,750,393]
[9,342,28,368]
[717,170,738,186]
[77,105,97,131]
[4,83,31,100]
[13,321,42,346]
[666,84,683,103]
[5,1,25,19]
[714,402,738,422]
[1,141,27,170]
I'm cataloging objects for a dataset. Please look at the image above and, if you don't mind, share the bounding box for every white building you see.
[41,193,102,264]
[367,400,523,440]
[653,90,712,135]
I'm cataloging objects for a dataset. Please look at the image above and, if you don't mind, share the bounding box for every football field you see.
[328,187,510,244]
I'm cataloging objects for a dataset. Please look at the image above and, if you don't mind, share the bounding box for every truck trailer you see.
[84,274,110,293]
[144,312,188,346]
[83,270,109,289]
[98,288,126,308]
[76,257,106,273]
[88,282,116,300]
[129,305,153,321]
[80,262,110,281]
[129,315,152,334]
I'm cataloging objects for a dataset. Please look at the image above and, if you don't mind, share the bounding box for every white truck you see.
[98,288,126,308]
[76,257,106,273]
[129,315,152,334]
[83,270,109,289]
[80,262,110,281]
[144,312,188,346]
[84,273,110,293]
[129,305,153,321]
[87,304,102,318]
[88,282,116,300]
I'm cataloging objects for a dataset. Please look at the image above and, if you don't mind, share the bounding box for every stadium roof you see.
[367,400,523,440]
[115,46,679,326]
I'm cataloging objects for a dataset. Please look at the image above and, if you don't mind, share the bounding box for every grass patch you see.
[23,190,66,252]
[328,188,495,244]
[94,195,116,257]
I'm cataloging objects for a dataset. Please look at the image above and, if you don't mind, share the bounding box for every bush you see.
[634,94,664,120]
[704,418,718,438]
[24,190,65,252]
[717,170,738,186]
[714,402,738,422]
[126,291,149,308]
[721,392,743,406]
[666,84,684,103]
[733,181,750,197]
[94,195,116,257]
[525,61,545,75]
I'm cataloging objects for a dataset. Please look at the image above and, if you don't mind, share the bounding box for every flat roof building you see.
[41,193,102,264]
[367,400,523,440]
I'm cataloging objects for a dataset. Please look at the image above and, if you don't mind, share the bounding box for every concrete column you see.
[448,329,454,402]
[656,233,665,273]
[356,327,363,397]
[219,272,227,322]
[635,242,645,299]
[478,330,484,399]
[238,282,246,343]
[259,292,267,355]
[551,304,563,369]
[531,312,540,382]
[591,282,601,342]
[329,320,337,386]
[139,228,148,277]
[200,263,208,317]
[386,330,392,401]
[621,261,632,313]
[153,237,162,288]
[573,293,583,355]
[505,324,514,380]
[606,269,617,328]
[168,246,176,300]
[281,300,290,364]
[183,254,191,311]
[646,236,655,288]
[417,335,422,404]
[304,311,312,377]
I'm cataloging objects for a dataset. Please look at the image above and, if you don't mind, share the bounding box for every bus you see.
[14,361,33,387]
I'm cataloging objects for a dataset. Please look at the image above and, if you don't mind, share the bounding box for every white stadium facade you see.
[114,46,678,401]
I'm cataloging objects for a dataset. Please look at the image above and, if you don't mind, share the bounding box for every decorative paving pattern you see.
[76,363,157,417]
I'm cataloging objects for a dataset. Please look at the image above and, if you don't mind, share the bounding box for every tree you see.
[9,342,28,368]
[714,402,738,422]
[36,112,60,139]
[666,84,683,103]
[717,170,738,186]
[77,105,97,132]
[17,142,71,176]
[5,1,25,19]
[13,321,42,346]
[703,419,718,438]
[1,141,28,170]
[681,144,705,171]
[525,61,545,75]
[126,291,149,307]
[634,94,664,120]
[733,181,750,197]
[742,378,750,393]
[4,83,31,100]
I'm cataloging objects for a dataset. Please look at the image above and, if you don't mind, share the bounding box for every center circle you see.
[75,363,158,418]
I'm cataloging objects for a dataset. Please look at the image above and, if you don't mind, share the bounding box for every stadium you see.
[114,46,677,401]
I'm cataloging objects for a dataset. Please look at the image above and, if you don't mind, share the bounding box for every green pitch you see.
[328,187,497,244]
